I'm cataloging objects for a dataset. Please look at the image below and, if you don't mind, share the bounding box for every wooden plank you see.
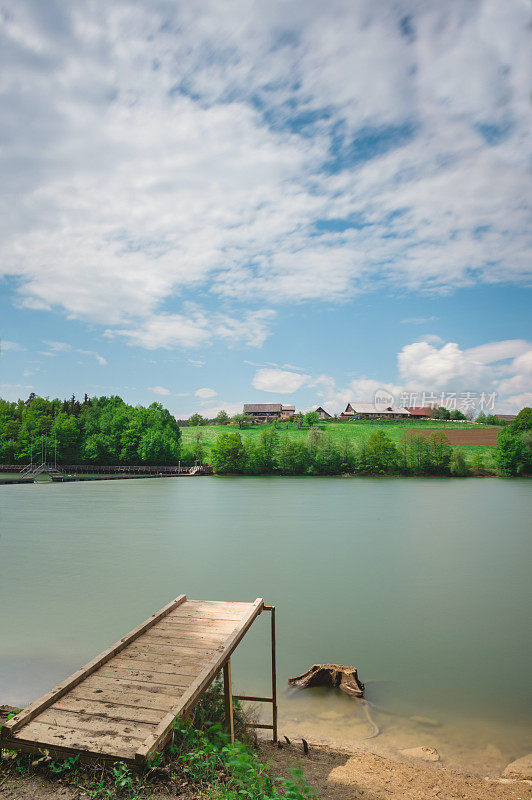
[135,598,264,763]
[98,665,196,687]
[168,609,248,622]
[102,660,202,678]
[112,654,206,672]
[52,696,164,725]
[36,709,155,739]
[2,594,187,737]
[82,674,188,696]
[184,600,251,609]
[152,617,238,631]
[123,641,216,658]
[12,721,144,757]
[69,684,181,712]
[148,624,235,639]
[142,631,228,646]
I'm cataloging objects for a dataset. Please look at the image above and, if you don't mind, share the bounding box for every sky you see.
[0,0,531,417]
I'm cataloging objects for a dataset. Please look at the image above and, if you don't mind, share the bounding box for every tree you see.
[431,406,451,420]
[231,413,246,428]
[304,411,320,428]
[361,430,398,473]
[293,412,303,429]
[426,431,452,474]
[216,410,230,425]
[451,409,466,420]
[210,432,247,473]
[494,428,531,475]
[509,407,532,433]
[450,448,469,476]
[188,413,206,427]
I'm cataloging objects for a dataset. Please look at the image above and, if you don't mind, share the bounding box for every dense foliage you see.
[210,425,464,476]
[0,394,181,465]
[493,407,532,475]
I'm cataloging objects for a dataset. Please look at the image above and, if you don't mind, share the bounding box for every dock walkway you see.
[1,595,275,764]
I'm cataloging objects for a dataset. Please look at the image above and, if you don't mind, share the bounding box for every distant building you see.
[243,403,295,422]
[494,414,516,421]
[315,406,332,420]
[339,402,410,420]
[405,406,433,418]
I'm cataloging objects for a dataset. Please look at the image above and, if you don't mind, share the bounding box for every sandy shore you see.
[1,740,531,800]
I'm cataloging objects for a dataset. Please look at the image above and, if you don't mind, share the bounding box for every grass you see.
[182,420,500,468]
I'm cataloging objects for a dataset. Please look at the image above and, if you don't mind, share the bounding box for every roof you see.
[244,404,282,413]
[405,407,433,416]
[281,405,295,411]
[345,402,411,415]
[494,414,516,420]
[315,406,331,414]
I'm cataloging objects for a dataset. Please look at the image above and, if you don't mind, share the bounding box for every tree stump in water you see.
[288,664,364,697]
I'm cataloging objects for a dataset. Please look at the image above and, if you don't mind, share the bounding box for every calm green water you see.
[1,477,530,773]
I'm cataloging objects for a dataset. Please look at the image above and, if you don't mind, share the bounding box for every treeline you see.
[210,408,532,477]
[0,394,182,465]
[211,427,468,476]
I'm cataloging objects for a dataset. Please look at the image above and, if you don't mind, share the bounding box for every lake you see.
[1,476,530,775]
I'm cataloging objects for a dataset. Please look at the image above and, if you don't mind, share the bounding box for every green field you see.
[181,420,500,466]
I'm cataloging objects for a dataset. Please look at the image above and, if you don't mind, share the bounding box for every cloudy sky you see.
[1,0,531,416]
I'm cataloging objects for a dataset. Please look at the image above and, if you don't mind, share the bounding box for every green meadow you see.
[181,419,500,465]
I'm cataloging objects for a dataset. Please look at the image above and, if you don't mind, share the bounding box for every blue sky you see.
[1,0,531,416]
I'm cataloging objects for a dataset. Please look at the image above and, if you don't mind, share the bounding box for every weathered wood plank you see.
[98,665,195,687]
[13,721,143,757]
[69,684,181,712]
[135,598,264,763]
[52,696,164,725]
[2,593,187,737]
[102,660,201,678]
[111,657,204,675]
[168,610,247,622]
[123,641,216,658]
[142,631,228,646]
[36,709,155,739]
[83,675,187,696]
[152,618,238,632]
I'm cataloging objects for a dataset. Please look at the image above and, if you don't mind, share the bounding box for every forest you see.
[0,394,182,465]
[0,394,530,476]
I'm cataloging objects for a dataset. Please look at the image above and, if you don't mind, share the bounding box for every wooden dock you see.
[1,595,276,765]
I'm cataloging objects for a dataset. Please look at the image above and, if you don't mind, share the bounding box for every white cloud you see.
[1,340,24,352]
[77,349,108,365]
[178,400,244,419]
[0,0,529,349]
[42,340,72,352]
[252,368,311,394]
[195,387,217,399]
[187,358,205,368]
[107,309,275,350]
[149,385,171,396]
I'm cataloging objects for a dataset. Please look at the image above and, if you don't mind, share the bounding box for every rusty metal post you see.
[262,605,277,743]
[223,659,234,744]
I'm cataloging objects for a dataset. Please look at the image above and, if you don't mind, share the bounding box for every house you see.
[315,406,332,420]
[494,414,516,422]
[243,404,295,422]
[339,402,411,420]
[405,406,433,418]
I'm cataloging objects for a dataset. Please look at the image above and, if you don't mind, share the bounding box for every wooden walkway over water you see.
[1,595,276,765]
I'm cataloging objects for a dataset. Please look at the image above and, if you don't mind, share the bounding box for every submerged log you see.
[288,664,364,698]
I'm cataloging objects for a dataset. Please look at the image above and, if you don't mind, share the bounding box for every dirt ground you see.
[1,740,531,800]
[405,428,500,445]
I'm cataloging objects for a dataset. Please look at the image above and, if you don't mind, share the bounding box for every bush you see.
[450,448,469,476]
